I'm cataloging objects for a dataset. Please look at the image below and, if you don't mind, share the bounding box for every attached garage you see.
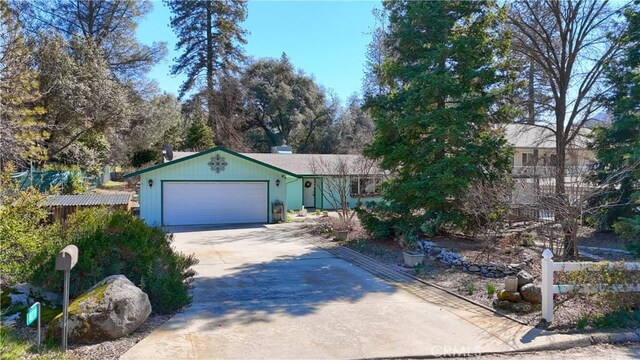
[125,147,298,227]
[162,182,268,226]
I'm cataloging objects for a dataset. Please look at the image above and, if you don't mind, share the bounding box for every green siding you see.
[314,176,383,210]
[286,178,303,210]
[139,150,290,226]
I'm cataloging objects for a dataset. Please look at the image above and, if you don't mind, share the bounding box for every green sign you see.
[26,303,39,326]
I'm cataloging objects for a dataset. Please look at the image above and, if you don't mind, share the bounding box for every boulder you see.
[517,270,534,288]
[47,275,151,344]
[519,283,542,304]
[497,290,522,303]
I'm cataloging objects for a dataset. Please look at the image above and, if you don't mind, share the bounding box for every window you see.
[350,177,382,196]
[522,153,534,166]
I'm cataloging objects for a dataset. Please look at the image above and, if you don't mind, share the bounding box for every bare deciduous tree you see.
[310,155,381,229]
[508,0,625,257]
[519,157,640,259]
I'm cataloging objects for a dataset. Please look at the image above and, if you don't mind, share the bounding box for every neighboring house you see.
[504,123,595,206]
[46,193,132,222]
[124,146,383,227]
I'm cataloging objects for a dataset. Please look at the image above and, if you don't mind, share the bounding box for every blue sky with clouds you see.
[137,1,380,103]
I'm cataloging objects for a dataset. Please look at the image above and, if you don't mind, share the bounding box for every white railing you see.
[541,249,640,322]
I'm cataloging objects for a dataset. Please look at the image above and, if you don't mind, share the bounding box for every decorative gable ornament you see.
[208,154,228,173]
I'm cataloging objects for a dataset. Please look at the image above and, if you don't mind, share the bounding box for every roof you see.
[125,147,302,178]
[504,124,591,149]
[172,151,380,176]
[46,193,131,207]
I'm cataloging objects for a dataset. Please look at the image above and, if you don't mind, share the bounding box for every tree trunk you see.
[527,56,535,124]
[205,1,217,145]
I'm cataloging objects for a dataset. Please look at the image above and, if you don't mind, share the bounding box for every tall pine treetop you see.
[365,0,514,227]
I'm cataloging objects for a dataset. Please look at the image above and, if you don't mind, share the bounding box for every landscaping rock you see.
[517,270,534,288]
[519,283,542,304]
[468,265,480,272]
[497,290,522,303]
[495,300,511,310]
[46,275,151,344]
[510,301,533,313]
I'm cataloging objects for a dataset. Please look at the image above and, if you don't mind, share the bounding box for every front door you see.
[303,178,315,208]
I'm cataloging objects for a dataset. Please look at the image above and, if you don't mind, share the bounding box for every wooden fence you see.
[541,249,640,322]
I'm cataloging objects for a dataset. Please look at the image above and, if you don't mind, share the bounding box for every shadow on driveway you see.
[162,248,397,332]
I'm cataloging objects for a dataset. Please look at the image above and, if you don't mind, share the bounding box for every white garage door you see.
[163,182,268,226]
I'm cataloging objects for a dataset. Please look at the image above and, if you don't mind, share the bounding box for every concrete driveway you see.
[122,224,584,360]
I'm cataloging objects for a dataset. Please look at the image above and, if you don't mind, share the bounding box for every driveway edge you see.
[318,242,527,325]
[314,240,640,355]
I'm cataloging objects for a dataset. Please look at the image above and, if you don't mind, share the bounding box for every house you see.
[124,147,383,227]
[46,193,132,222]
[504,123,595,210]
[505,124,594,176]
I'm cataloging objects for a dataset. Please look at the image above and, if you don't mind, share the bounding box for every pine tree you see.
[166,0,247,146]
[0,0,47,170]
[591,2,640,230]
[365,0,514,228]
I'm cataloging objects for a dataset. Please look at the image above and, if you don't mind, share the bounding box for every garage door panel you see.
[163,182,268,226]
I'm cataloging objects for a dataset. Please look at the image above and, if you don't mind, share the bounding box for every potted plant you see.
[399,227,424,267]
[335,230,349,241]
[334,219,350,241]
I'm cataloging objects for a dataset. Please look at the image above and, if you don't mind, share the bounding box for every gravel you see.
[13,314,170,359]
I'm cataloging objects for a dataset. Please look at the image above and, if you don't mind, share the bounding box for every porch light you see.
[275,179,281,187]
[148,179,153,188]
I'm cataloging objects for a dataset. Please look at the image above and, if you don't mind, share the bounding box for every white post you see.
[542,249,554,323]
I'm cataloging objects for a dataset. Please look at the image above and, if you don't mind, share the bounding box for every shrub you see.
[420,213,443,238]
[131,148,160,168]
[355,201,406,239]
[0,187,53,284]
[613,216,640,257]
[63,171,86,194]
[520,233,536,247]
[30,208,198,314]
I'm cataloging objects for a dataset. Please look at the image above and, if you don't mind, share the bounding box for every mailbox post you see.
[55,245,78,352]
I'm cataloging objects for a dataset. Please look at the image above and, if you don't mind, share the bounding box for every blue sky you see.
[137,1,380,103]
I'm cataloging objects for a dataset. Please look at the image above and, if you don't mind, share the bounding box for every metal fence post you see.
[542,248,554,323]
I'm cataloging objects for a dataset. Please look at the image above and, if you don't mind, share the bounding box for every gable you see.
[124,147,300,178]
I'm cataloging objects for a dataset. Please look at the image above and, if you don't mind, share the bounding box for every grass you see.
[467,283,476,295]
[0,327,30,360]
[99,181,127,189]
[0,326,85,360]
[576,309,640,330]
[486,282,496,296]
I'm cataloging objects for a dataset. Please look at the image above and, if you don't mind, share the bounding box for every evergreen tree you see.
[184,121,215,151]
[591,2,640,230]
[365,0,513,228]
[18,0,166,81]
[0,0,47,170]
[166,0,247,146]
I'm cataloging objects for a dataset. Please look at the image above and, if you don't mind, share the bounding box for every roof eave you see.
[124,147,301,179]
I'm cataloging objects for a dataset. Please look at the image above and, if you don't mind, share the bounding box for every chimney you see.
[271,140,293,154]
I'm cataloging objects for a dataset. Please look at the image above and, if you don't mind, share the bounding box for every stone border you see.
[418,240,528,278]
